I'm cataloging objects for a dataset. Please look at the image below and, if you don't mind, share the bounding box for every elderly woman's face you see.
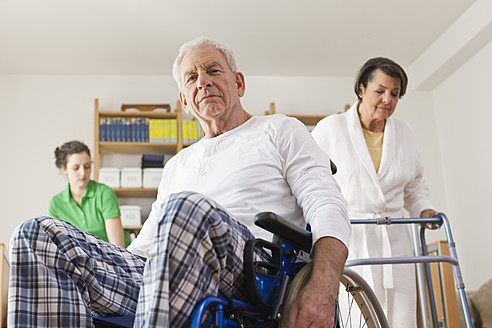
[359,69,401,122]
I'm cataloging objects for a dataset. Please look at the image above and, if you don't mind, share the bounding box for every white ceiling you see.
[0,0,477,77]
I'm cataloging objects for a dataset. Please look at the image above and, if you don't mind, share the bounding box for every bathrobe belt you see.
[350,212,398,289]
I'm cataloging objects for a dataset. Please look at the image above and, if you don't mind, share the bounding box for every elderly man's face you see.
[178,46,245,121]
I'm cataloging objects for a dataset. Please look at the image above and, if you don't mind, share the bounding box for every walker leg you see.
[437,213,473,328]
[411,224,431,328]
[420,227,440,328]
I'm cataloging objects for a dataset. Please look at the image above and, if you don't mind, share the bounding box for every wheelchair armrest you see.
[254,212,312,252]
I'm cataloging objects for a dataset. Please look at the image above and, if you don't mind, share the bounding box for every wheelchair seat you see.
[92,315,135,328]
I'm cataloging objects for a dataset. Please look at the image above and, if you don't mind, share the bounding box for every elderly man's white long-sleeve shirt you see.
[128,114,350,258]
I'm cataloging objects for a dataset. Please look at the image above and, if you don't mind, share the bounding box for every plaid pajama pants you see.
[8,191,255,328]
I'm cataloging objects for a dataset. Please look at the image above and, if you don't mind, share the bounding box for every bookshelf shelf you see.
[286,114,326,126]
[98,111,177,119]
[99,142,179,155]
[113,188,158,198]
[265,102,328,127]
[122,225,144,230]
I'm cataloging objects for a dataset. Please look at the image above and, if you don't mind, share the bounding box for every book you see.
[170,119,177,143]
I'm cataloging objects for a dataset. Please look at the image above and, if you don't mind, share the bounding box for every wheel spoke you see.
[337,268,388,328]
[280,265,388,328]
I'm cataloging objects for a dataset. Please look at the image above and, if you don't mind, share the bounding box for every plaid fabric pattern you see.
[8,216,146,328]
[9,191,255,327]
[135,191,255,327]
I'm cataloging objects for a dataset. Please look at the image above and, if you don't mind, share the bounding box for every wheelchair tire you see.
[279,264,389,328]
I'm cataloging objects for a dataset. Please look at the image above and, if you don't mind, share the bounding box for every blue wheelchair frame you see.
[189,212,314,327]
[93,212,314,328]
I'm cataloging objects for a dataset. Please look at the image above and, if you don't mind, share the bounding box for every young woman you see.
[49,140,130,248]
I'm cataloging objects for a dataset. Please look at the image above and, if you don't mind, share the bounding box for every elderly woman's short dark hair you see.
[354,57,408,100]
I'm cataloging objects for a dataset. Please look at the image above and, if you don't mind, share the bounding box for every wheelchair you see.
[188,211,388,328]
[93,211,388,328]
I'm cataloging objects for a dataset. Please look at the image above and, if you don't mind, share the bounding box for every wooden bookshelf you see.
[93,98,184,183]
[265,102,327,127]
[94,99,187,235]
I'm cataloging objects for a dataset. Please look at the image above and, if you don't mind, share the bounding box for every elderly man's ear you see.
[179,92,190,114]
[235,72,246,97]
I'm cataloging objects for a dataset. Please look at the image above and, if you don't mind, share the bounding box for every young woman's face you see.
[61,152,91,190]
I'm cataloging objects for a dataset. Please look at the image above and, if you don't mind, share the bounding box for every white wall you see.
[432,40,492,290]
[0,73,447,281]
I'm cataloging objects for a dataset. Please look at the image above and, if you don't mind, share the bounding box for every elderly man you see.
[8,38,350,328]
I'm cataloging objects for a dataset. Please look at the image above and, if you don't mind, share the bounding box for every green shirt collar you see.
[62,180,96,202]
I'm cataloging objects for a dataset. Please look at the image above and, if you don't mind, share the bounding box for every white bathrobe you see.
[311,103,434,327]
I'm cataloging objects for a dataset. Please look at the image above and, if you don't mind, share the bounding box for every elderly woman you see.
[311,57,438,327]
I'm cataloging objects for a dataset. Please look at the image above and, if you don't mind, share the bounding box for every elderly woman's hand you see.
[421,209,440,229]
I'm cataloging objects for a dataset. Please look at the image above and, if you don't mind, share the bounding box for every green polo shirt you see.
[49,180,131,247]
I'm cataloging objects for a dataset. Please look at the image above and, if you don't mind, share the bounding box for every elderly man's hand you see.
[287,273,337,328]
[287,237,347,328]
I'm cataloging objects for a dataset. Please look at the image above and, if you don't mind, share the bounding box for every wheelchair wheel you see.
[338,267,389,328]
[279,264,388,328]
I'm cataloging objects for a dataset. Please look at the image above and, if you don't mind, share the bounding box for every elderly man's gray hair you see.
[172,38,238,90]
